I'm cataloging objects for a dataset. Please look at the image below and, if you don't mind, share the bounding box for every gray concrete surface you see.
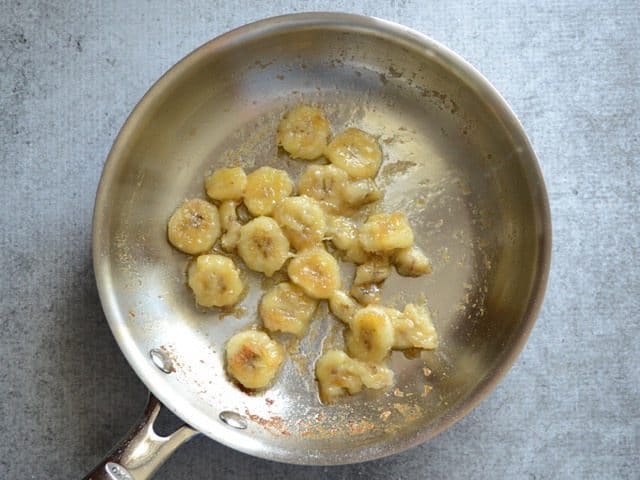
[1,1,638,478]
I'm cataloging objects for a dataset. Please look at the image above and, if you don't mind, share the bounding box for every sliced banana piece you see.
[187,254,244,307]
[326,215,369,264]
[353,256,391,285]
[298,164,348,213]
[226,330,284,390]
[359,212,414,252]
[167,198,221,255]
[237,216,290,276]
[276,105,331,160]
[392,303,438,350]
[260,282,318,337]
[345,305,394,362]
[219,200,242,252]
[273,196,327,250]
[315,350,394,403]
[326,215,358,250]
[325,128,382,179]
[328,291,360,325]
[350,283,382,306]
[393,246,432,277]
[342,178,383,207]
[287,247,341,299]
[244,167,293,216]
[205,166,247,201]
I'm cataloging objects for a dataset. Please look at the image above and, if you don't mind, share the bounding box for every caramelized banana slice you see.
[244,167,293,216]
[392,303,438,350]
[167,198,220,255]
[277,105,331,160]
[359,212,414,252]
[315,350,394,403]
[349,282,383,305]
[342,178,383,207]
[219,200,242,252]
[187,254,244,307]
[328,291,360,325]
[259,282,318,337]
[237,216,290,276]
[226,330,284,389]
[393,246,432,277]
[288,247,341,299]
[326,215,369,264]
[353,257,391,285]
[273,196,327,250]
[205,166,247,201]
[345,305,394,362]
[298,164,348,213]
[325,128,382,179]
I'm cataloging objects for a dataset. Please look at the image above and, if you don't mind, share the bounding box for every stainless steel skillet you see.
[86,12,551,479]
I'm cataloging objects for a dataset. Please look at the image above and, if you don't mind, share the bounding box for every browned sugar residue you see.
[218,305,248,320]
[422,384,433,397]
[244,409,290,436]
[286,338,309,376]
[298,412,344,439]
[348,420,375,435]
[393,403,423,421]
[381,160,417,178]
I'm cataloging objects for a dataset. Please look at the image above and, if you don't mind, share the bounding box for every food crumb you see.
[348,420,375,435]
[265,398,274,406]
[380,410,392,421]
[423,367,432,377]
[393,403,409,415]
[393,388,405,398]
[422,384,433,397]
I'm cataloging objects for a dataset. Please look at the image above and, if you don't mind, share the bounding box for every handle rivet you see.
[149,348,174,373]
[219,411,247,429]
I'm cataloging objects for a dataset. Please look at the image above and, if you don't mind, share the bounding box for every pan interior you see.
[94,15,549,464]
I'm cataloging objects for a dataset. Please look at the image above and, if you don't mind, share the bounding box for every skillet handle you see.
[83,393,199,480]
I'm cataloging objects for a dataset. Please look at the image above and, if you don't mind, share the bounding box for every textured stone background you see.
[1,1,638,478]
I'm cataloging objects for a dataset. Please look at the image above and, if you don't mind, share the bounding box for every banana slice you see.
[342,178,383,207]
[205,166,247,201]
[325,128,382,179]
[350,283,382,305]
[273,196,327,250]
[219,200,242,252]
[326,215,358,250]
[326,215,369,264]
[276,105,331,160]
[226,330,284,389]
[345,244,369,264]
[345,305,394,362]
[244,167,293,216]
[237,216,290,276]
[298,164,348,213]
[328,291,360,325]
[287,247,341,299]
[359,212,414,252]
[392,303,438,350]
[187,254,244,307]
[353,256,391,285]
[393,246,432,277]
[167,198,221,255]
[315,350,394,403]
[259,282,318,336]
